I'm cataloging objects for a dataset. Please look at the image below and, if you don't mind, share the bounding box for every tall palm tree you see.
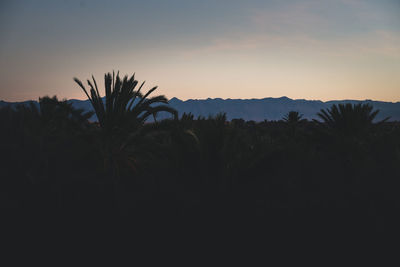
[316,103,389,135]
[74,71,177,180]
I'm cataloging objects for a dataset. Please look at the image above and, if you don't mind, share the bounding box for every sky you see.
[0,0,399,102]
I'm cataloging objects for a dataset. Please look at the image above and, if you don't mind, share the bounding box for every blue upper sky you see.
[1,0,399,101]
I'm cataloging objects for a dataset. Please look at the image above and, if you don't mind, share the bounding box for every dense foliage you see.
[1,73,400,235]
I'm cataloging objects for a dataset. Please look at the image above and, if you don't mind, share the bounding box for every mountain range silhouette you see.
[2,96,400,121]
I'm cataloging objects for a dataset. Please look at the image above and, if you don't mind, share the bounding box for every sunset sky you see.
[1,0,399,102]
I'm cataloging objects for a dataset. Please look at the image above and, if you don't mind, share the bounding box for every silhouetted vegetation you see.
[1,72,400,235]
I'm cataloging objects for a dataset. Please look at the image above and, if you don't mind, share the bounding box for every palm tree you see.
[283,111,303,123]
[7,96,93,184]
[37,96,93,132]
[74,71,177,181]
[316,103,389,135]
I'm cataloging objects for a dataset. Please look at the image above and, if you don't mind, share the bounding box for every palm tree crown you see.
[74,71,177,132]
[283,111,303,123]
[316,103,388,135]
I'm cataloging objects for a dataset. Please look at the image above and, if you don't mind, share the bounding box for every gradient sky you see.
[1,0,399,102]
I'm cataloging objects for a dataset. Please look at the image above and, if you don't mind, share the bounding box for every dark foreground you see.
[1,99,400,238]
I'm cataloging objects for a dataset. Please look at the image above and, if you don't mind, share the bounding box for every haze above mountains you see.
[1,97,400,121]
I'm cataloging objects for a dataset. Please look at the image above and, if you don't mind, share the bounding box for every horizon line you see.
[2,95,400,104]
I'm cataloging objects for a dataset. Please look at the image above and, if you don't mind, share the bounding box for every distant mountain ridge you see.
[1,97,400,121]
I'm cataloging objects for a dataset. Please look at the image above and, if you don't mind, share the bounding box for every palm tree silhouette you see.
[74,71,177,181]
[316,103,388,135]
[37,96,93,131]
[11,96,93,183]
[283,111,303,123]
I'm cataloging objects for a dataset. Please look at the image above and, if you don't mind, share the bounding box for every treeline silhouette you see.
[1,72,399,234]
